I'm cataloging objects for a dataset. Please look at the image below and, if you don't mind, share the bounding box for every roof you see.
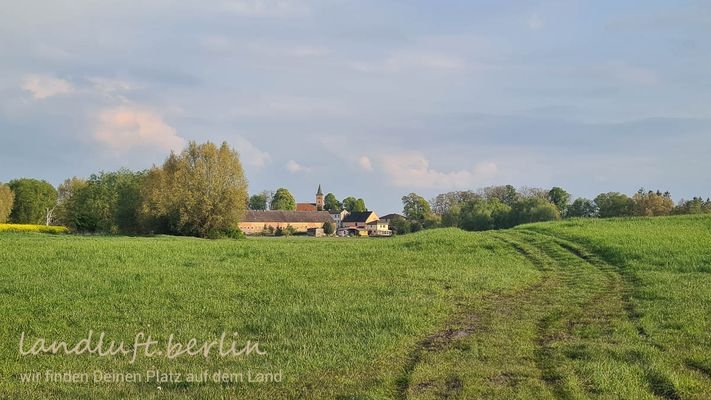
[242,210,333,223]
[296,203,317,212]
[342,211,376,223]
[380,213,405,220]
[316,184,323,195]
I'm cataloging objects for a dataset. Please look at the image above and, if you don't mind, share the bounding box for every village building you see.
[330,209,350,228]
[340,211,392,236]
[295,185,325,211]
[378,213,405,226]
[239,210,334,235]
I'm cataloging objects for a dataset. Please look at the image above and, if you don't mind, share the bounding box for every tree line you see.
[394,185,711,234]
[0,141,248,238]
[248,189,367,213]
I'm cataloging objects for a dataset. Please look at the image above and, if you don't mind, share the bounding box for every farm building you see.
[239,210,334,235]
[341,211,392,236]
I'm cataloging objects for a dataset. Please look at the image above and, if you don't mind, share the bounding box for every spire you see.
[316,184,323,196]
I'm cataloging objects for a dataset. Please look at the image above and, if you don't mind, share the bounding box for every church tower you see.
[316,184,324,211]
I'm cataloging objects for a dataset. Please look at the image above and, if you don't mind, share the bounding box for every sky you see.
[1,0,710,214]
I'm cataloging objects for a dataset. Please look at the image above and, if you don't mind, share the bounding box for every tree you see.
[674,197,710,215]
[324,193,341,212]
[481,185,518,206]
[67,170,145,233]
[510,197,560,225]
[8,178,58,225]
[55,177,88,228]
[430,191,479,215]
[354,198,367,212]
[270,188,296,211]
[594,192,635,218]
[402,193,432,221]
[547,187,571,214]
[140,141,248,238]
[632,189,673,217]
[323,221,335,235]
[390,217,411,235]
[249,193,268,210]
[342,196,357,212]
[459,198,512,231]
[0,184,14,223]
[567,198,598,218]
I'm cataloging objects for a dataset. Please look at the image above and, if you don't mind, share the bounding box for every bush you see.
[323,221,335,235]
[207,227,246,240]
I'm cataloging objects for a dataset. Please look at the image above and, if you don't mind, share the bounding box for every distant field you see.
[0,215,709,399]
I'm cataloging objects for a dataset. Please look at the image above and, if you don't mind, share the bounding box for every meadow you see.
[0,215,709,399]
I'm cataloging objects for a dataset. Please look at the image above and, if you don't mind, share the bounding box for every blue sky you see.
[1,0,710,213]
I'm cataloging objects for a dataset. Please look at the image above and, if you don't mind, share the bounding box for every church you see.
[296,185,325,211]
[238,185,333,235]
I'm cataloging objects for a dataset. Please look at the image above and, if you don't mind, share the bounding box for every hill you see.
[0,215,709,399]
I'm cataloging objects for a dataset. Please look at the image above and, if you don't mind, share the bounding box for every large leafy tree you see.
[632,189,673,217]
[270,188,296,211]
[481,185,518,206]
[547,187,571,214]
[567,198,598,218]
[141,141,248,237]
[324,193,341,212]
[0,184,14,223]
[248,193,269,210]
[402,193,431,221]
[594,192,635,218]
[8,178,58,225]
[66,170,145,233]
[342,196,357,212]
[354,198,367,212]
[55,177,88,228]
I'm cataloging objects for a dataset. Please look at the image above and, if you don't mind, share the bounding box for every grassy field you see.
[0,215,709,399]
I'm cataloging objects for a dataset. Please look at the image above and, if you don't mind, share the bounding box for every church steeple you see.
[316,184,324,210]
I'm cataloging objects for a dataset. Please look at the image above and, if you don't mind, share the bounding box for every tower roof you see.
[316,184,323,195]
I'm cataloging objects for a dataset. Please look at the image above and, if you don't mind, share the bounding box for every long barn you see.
[238,210,334,235]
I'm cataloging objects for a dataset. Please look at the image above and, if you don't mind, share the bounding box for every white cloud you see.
[285,160,311,173]
[528,14,545,30]
[358,155,373,171]
[222,0,310,17]
[233,136,271,168]
[381,152,498,189]
[95,106,185,153]
[21,74,73,99]
[88,77,138,102]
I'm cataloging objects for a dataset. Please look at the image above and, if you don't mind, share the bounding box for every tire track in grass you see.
[395,235,551,400]
[519,229,683,400]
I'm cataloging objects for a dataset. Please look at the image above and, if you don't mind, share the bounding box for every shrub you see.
[323,221,335,235]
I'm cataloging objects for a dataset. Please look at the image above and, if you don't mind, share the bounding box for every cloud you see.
[21,75,73,99]
[95,106,185,153]
[222,0,310,17]
[233,136,271,168]
[381,152,498,189]
[357,155,373,171]
[527,14,544,30]
[285,160,311,173]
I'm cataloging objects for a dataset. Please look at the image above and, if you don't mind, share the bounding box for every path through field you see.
[399,229,687,400]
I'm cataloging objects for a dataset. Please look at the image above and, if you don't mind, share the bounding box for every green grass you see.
[0,215,709,399]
